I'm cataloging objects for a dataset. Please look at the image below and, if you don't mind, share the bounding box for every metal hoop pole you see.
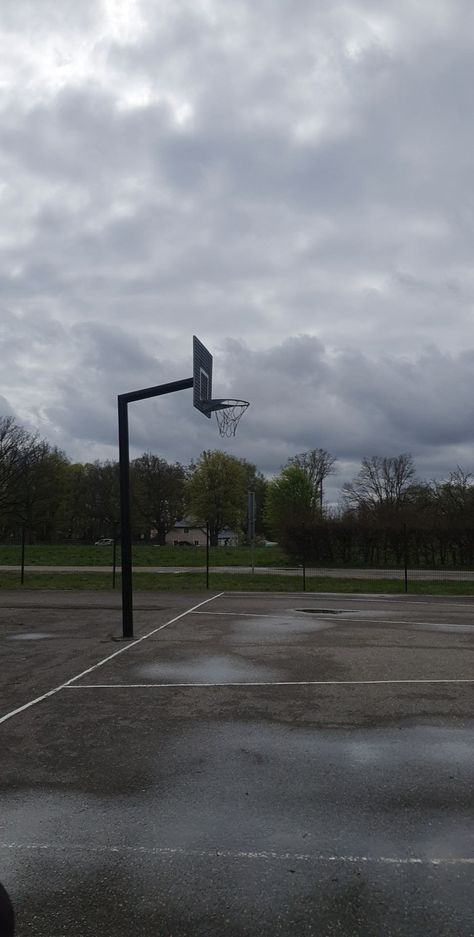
[118,377,193,639]
[118,397,133,638]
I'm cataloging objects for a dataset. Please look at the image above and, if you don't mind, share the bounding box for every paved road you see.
[1,564,474,580]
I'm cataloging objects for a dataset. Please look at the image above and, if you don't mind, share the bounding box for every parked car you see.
[94,538,114,545]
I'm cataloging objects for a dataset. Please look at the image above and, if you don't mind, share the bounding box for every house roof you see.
[172,518,205,530]
[171,519,237,536]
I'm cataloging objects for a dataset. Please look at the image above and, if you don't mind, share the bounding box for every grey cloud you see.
[13,332,473,505]
[0,0,99,33]
[2,35,472,354]
[69,321,161,376]
[215,338,474,479]
[0,395,15,417]
[1,1,474,486]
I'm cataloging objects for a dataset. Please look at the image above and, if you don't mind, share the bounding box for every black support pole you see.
[118,376,193,639]
[118,397,133,637]
[112,522,117,590]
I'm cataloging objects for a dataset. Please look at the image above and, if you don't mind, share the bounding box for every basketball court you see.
[1,589,473,935]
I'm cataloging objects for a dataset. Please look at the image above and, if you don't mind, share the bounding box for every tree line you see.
[2,413,474,565]
[266,454,474,567]
[0,416,265,546]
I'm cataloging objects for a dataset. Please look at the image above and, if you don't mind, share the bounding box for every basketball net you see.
[212,400,249,437]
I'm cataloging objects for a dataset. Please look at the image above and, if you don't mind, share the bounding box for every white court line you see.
[196,610,291,618]
[65,678,474,689]
[0,842,472,866]
[195,610,474,628]
[0,593,223,725]
[221,592,474,609]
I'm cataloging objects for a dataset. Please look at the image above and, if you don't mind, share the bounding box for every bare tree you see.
[287,449,337,511]
[0,416,35,522]
[342,454,416,514]
[16,440,69,539]
[429,466,474,521]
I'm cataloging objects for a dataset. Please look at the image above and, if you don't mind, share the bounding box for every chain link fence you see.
[2,525,474,594]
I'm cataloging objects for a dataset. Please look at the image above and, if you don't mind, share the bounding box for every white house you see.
[165,519,239,547]
[165,519,207,546]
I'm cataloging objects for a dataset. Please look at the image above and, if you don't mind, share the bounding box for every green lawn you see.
[0,543,289,567]
[1,570,473,594]
[3,543,474,574]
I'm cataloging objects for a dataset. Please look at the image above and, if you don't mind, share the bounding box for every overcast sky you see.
[1,0,474,501]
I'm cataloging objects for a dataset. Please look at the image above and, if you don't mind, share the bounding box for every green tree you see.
[131,454,185,543]
[264,465,314,540]
[56,461,120,541]
[56,463,88,540]
[286,448,336,512]
[186,450,248,546]
[83,461,120,541]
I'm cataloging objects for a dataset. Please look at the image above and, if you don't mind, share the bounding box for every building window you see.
[183,527,189,533]
[194,540,199,545]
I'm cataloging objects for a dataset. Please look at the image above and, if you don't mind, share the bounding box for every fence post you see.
[302,551,306,592]
[403,523,408,593]
[20,527,26,585]
[112,523,117,589]
[206,523,210,590]
[248,490,256,574]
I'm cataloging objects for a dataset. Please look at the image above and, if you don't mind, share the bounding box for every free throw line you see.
[0,593,223,725]
[194,610,474,628]
[219,591,474,608]
[65,678,474,689]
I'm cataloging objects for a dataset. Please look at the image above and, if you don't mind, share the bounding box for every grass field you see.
[0,543,289,567]
[3,543,474,573]
[1,570,474,594]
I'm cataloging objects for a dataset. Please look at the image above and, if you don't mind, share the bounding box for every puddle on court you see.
[413,622,474,634]
[7,632,52,641]
[139,721,474,858]
[295,608,353,615]
[3,723,472,864]
[136,654,278,683]
[232,615,336,643]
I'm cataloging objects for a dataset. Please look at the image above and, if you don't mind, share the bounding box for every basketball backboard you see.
[193,335,213,418]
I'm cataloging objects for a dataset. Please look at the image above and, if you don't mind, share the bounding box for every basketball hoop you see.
[205,399,250,437]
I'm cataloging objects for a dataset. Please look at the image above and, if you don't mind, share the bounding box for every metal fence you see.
[200,555,474,594]
[1,527,474,595]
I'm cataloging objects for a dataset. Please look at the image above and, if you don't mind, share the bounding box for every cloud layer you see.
[1,1,473,497]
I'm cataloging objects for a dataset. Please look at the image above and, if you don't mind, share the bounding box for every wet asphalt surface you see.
[0,590,473,936]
